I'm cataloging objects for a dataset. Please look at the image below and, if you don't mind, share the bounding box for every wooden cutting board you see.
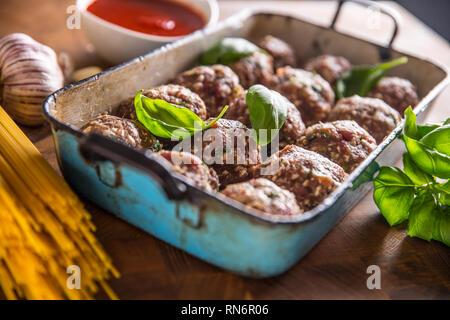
[0,0,448,299]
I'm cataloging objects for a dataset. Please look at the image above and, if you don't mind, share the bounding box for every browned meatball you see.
[81,114,160,151]
[368,77,419,115]
[115,84,207,121]
[153,150,219,191]
[300,120,377,173]
[221,178,303,215]
[273,66,335,125]
[258,35,297,69]
[305,55,351,84]
[188,118,260,186]
[224,90,305,147]
[173,65,244,117]
[329,95,401,144]
[229,51,274,89]
[279,103,307,147]
[223,91,250,126]
[254,145,347,210]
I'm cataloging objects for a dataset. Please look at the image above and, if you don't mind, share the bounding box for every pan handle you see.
[79,133,187,200]
[330,0,400,59]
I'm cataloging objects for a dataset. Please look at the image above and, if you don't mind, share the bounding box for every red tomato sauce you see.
[87,0,206,37]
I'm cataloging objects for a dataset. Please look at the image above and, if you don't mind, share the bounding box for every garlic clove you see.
[0,33,65,126]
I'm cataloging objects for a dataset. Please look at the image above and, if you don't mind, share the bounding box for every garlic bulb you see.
[0,33,65,126]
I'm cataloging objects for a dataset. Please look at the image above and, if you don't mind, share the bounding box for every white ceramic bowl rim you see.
[76,0,219,42]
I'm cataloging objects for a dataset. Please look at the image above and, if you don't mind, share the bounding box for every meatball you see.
[224,90,306,147]
[300,120,377,173]
[229,51,274,89]
[254,145,347,210]
[258,35,297,69]
[223,91,250,126]
[173,65,244,117]
[115,84,207,121]
[221,178,303,215]
[305,55,351,84]
[279,103,307,147]
[273,66,335,125]
[153,150,219,191]
[81,114,160,151]
[188,118,260,186]
[328,95,401,144]
[368,77,419,115]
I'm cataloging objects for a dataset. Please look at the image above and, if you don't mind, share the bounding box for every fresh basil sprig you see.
[200,37,263,65]
[246,85,288,146]
[373,166,416,226]
[372,106,450,246]
[402,108,450,179]
[335,56,408,100]
[134,90,228,140]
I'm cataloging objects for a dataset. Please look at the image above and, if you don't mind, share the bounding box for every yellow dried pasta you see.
[0,105,119,300]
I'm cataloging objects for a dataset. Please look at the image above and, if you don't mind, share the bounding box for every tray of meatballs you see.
[44,10,449,277]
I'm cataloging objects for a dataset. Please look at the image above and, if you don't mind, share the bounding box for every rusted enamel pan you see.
[43,3,449,277]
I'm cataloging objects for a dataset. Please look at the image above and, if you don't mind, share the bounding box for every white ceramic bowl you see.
[77,0,219,64]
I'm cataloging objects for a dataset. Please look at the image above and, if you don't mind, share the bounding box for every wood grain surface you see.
[0,0,449,299]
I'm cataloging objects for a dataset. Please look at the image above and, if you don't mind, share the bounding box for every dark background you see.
[392,0,449,41]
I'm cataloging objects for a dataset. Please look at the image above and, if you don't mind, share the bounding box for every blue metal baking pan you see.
[43,3,449,277]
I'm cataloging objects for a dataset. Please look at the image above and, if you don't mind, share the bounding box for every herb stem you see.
[203,105,229,130]
[378,56,408,70]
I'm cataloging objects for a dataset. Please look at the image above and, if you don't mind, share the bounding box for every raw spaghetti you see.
[0,105,119,299]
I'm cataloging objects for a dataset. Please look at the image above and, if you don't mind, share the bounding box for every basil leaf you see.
[439,207,450,247]
[403,106,419,139]
[246,85,288,146]
[335,56,408,99]
[403,108,450,179]
[435,181,450,206]
[134,92,192,140]
[402,152,433,185]
[134,91,229,141]
[432,207,450,246]
[439,193,450,206]
[432,208,444,243]
[141,96,204,132]
[412,118,449,139]
[408,193,437,241]
[200,37,262,65]
[416,123,441,139]
[420,123,450,155]
[435,180,450,194]
[373,166,416,226]
[404,136,450,179]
